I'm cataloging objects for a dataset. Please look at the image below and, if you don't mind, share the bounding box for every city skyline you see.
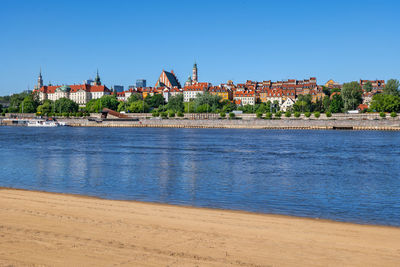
[1,0,399,95]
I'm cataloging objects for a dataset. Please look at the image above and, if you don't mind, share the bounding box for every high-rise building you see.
[136,79,146,88]
[114,85,124,92]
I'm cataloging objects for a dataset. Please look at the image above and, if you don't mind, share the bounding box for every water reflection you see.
[1,127,400,226]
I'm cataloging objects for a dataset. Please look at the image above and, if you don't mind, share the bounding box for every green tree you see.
[20,95,38,113]
[127,93,143,103]
[37,99,53,114]
[384,79,400,96]
[184,101,195,113]
[341,81,362,110]
[117,102,126,112]
[329,94,344,113]
[167,94,184,112]
[145,94,165,108]
[221,100,237,113]
[363,81,373,93]
[129,100,150,113]
[194,92,222,113]
[322,95,331,112]
[55,98,79,113]
[370,94,400,112]
[99,95,119,111]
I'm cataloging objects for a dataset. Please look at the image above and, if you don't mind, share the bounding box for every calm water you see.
[0,127,399,226]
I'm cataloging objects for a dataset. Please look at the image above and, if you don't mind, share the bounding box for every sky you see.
[0,0,399,95]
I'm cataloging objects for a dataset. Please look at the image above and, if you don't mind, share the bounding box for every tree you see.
[194,92,222,113]
[329,94,344,113]
[55,98,79,113]
[129,100,149,113]
[293,94,312,112]
[341,81,362,110]
[322,95,331,112]
[145,94,165,108]
[370,94,400,112]
[99,95,119,111]
[20,96,38,113]
[363,81,373,93]
[37,99,53,114]
[384,79,400,96]
[167,94,184,112]
[127,93,143,103]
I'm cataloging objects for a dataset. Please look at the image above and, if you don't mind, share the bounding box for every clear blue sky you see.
[0,0,399,95]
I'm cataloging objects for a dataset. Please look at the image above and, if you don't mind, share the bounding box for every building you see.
[113,85,124,92]
[163,87,182,102]
[155,70,181,89]
[281,98,295,111]
[325,79,342,89]
[33,71,111,105]
[136,79,146,88]
[360,79,385,91]
[183,83,210,102]
[208,86,232,101]
[233,91,256,106]
[192,62,198,84]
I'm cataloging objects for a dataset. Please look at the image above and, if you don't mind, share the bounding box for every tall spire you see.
[94,69,101,85]
[192,62,198,84]
[37,68,43,89]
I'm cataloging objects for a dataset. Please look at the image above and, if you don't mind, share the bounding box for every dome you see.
[56,85,71,92]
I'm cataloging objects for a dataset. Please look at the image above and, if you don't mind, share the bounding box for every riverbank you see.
[65,118,400,131]
[0,188,399,266]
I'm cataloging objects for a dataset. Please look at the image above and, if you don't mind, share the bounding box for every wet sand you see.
[0,188,399,266]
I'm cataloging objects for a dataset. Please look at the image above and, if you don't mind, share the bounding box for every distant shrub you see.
[305,112,311,118]
[62,112,69,117]
[294,112,301,118]
[314,112,320,118]
[380,112,386,118]
[77,112,83,117]
[275,111,282,118]
[285,111,291,118]
[326,111,332,118]
[1,112,5,116]
[177,111,184,117]
[229,112,235,119]
[220,112,226,118]
[390,112,397,118]
[256,111,263,118]
[161,111,168,119]
[152,110,159,117]
[168,111,175,118]
[265,112,272,119]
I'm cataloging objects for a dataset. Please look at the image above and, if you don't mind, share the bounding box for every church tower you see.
[192,62,198,84]
[94,70,101,85]
[37,69,43,89]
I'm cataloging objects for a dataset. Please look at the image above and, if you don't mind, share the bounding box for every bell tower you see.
[192,62,198,84]
[37,69,43,89]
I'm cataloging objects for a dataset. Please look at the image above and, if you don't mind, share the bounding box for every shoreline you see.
[1,186,398,229]
[1,188,400,266]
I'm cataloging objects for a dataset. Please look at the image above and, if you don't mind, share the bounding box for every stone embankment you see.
[65,117,400,131]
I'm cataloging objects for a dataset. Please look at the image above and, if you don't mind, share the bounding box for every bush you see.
[265,112,272,119]
[229,112,235,119]
[256,111,263,118]
[304,112,311,118]
[62,112,69,117]
[314,112,320,118]
[294,112,301,118]
[168,111,175,118]
[177,111,184,117]
[285,111,291,118]
[220,112,226,118]
[160,111,168,119]
[326,111,332,118]
[390,112,397,118]
[77,112,83,117]
[380,112,386,118]
[1,112,5,116]
[152,110,159,117]
[275,111,282,118]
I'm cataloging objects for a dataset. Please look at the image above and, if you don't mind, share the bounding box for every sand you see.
[0,189,399,266]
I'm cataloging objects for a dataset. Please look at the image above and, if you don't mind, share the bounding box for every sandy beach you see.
[0,189,399,266]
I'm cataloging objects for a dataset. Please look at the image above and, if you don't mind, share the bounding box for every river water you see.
[1,127,399,226]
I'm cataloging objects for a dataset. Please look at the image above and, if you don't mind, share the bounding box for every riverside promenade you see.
[64,113,400,131]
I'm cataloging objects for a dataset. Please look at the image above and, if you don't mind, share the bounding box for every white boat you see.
[27,119,61,127]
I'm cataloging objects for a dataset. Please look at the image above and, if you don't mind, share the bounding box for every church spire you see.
[37,68,43,89]
[94,69,101,85]
[192,62,198,84]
